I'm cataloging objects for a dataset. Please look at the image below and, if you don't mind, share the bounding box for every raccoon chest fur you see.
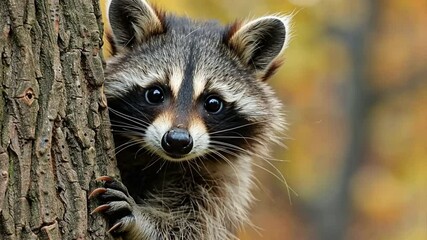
[91,0,291,239]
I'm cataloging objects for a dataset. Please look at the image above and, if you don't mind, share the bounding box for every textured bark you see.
[0,0,118,239]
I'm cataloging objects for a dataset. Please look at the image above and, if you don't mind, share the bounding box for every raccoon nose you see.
[161,128,193,156]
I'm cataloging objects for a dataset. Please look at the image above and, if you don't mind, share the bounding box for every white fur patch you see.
[188,117,210,157]
[144,112,173,155]
[169,68,184,98]
[192,72,207,99]
[205,80,245,103]
[105,67,165,98]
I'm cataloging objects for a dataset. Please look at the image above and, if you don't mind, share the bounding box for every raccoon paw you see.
[90,176,137,235]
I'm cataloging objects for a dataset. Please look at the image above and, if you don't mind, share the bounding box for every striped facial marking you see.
[142,44,213,162]
[174,44,196,126]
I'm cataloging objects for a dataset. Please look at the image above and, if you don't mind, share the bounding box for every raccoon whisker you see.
[109,117,148,126]
[207,114,275,134]
[210,145,251,162]
[206,151,240,186]
[109,108,154,135]
[111,129,145,140]
[141,153,161,171]
[259,156,289,163]
[209,140,289,163]
[273,139,287,149]
[102,119,146,134]
[108,118,148,131]
[209,143,296,201]
[201,114,243,134]
[114,139,139,153]
[206,150,244,210]
[209,135,256,140]
[115,95,152,123]
[208,120,270,135]
[114,138,145,156]
[209,141,260,158]
[243,218,264,239]
[185,26,202,38]
[209,140,250,152]
[210,135,264,147]
[157,158,169,174]
[260,156,297,197]
[108,107,150,128]
[138,143,165,163]
[109,123,147,133]
[186,161,197,184]
[195,157,214,179]
[250,174,267,195]
[251,161,297,204]
[134,145,148,159]
[112,128,145,136]
[112,131,144,141]
[108,119,147,134]
[218,146,286,185]
[188,159,203,177]
[210,134,274,143]
[226,142,295,200]
[193,162,205,183]
[141,155,162,171]
[123,34,136,48]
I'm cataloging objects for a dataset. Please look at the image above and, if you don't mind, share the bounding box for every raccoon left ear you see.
[225,16,290,79]
[107,0,165,50]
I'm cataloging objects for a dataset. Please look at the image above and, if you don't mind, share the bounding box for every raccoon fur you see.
[90,0,291,239]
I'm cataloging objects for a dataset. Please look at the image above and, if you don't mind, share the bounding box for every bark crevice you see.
[0,0,118,239]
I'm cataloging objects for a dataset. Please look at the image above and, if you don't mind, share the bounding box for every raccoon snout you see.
[161,128,193,156]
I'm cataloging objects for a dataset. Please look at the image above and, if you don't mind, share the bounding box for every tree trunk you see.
[0,0,118,239]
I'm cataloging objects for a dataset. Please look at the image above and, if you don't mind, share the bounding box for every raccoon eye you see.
[145,86,164,104]
[204,96,223,114]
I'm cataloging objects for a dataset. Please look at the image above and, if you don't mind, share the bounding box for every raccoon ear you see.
[225,16,290,79]
[108,0,165,49]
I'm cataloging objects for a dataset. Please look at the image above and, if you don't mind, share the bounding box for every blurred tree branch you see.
[301,1,379,239]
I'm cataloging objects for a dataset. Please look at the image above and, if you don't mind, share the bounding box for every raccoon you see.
[90,0,291,239]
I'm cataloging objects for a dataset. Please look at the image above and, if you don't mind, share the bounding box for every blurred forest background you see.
[99,0,426,239]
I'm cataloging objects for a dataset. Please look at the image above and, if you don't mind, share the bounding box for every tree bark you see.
[0,0,118,239]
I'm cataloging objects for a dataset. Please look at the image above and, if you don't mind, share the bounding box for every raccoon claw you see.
[96,176,130,196]
[91,177,136,234]
[108,221,123,233]
[89,187,107,199]
[96,175,114,182]
[90,204,110,215]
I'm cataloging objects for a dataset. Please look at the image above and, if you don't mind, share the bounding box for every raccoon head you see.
[104,0,290,163]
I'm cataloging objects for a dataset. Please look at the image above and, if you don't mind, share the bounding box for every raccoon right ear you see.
[107,0,165,50]
[225,16,290,80]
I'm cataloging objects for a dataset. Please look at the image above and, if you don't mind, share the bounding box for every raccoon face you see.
[104,0,290,163]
